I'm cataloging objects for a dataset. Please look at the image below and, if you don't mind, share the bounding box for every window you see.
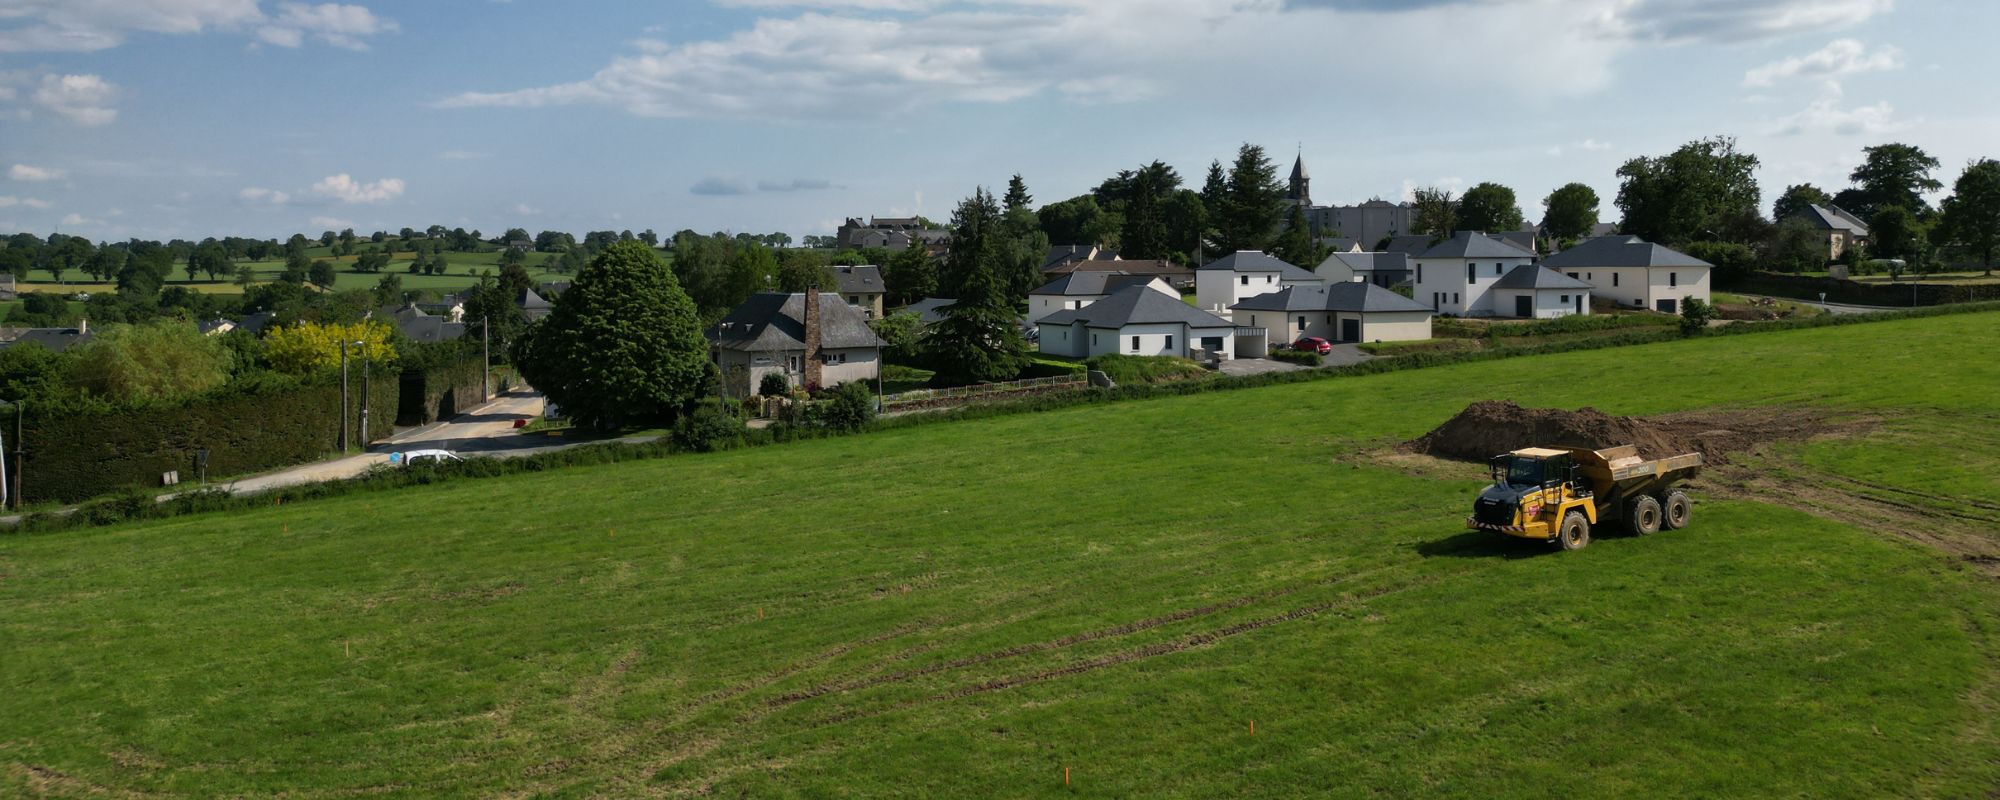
[1297,315,1306,329]
[1613,273,1620,287]
[1495,264,1503,276]
[1467,264,1475,284]
[1240,275,1249,286]
[1567,273,1578,279]
[848,295,860,304]
[1092,333,1098,346]
[1416,264,1423,283]
[1165,334,1174,351]
[1560,295,1569,303]
[1454,293,1460,304]
[1131,335,1141,351]
[1266,275,1274,284]
[1670,272,1679,287]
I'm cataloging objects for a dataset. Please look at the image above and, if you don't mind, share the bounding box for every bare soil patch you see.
[1403,400,1867,465]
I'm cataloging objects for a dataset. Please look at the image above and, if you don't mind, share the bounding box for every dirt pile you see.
[1404,401,1857,464]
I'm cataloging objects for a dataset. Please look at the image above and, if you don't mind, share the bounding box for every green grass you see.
[11,245,661,299]
[2,312,1998,797]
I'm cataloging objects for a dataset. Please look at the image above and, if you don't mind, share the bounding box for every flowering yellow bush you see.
[264,320,399,375]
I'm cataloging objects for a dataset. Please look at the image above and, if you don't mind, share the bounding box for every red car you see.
[1292,336,1332,355]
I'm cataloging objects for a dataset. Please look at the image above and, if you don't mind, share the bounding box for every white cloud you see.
[32,73,119,125]
[9,163,64,181]
[0,0,391,52]
[239,186,290,205]
[310,173,404,203]
[308,214,354,229]
[0,196,53,208]
[1589,0,1895,43]
[59,212,96,226]
[513,203,540,216]
[257,3,396,50]
[1743,38,1903,87]
[1772,83,1905,136]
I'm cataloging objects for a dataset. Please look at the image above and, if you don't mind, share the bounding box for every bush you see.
[758,371,791,397]
[1085,354,1210,385]
[1681,241,1758,281]
[1017,356,1087,379]
[808,380,877,432]
[1268,348,1322,366]
[672,398,746,453]
[1680,297,1716,335]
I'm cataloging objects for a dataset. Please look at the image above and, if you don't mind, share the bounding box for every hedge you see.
[397,357,490,426]
[1724,272,2000,307]
[15,301,2000,533]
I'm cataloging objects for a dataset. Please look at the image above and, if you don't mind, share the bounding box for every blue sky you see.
[2,0,1995,242]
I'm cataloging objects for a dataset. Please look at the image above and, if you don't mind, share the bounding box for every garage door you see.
[1656,298,1678,314]
[1340,318,1360,343]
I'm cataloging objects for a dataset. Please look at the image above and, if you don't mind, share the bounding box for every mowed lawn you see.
[3,313,1999,797]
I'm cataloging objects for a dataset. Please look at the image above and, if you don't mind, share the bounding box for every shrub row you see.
[15,301,1999,533]
[1724,272,2000,307]
[1434,312,1677,340]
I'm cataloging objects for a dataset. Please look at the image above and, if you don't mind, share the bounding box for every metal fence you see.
[880,374,1088,410]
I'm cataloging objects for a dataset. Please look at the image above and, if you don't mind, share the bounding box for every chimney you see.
[801,286,823,391]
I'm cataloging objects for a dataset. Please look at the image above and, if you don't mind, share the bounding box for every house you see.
[1794,204,1871,260]
[1308,199,1419,249]
[1036,284,1237,361]
[0,273,15,301]
[506,239,534,252]
[1229,282,1434,351]
[901,297,955,326]
[1194,251,1325,315]
[1043,258,1195,289]
[238,311,276,335]
[1539,235,1712,314]
[1315,251,1411,289]
[833,265,886,319]
[837,217,949,252]
[708,291,885,398]
[1027,273,1176,322]
[1382,234,1436,258]
[1489,267,1593,319]
[422,293,468,323]
[378,303,467,344]
[1409,231,1540,317]
[518,288,552,321]
[0,320,92,352]
[1317,237,1363,254]
[198,318,237,336]
[1489,229,1540,256]
[1044,244,1121,272]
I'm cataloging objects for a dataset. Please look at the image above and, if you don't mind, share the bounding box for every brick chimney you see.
[801,286,823,391]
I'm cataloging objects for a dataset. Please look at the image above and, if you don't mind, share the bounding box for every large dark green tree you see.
[1212,144,1286,254]
[1938,159,2000,275]
[1866,205,1926,266]
[1411,187,1457,241]
[1839,143,1943,218]
[1118,167,1171,260]
[1036,196,1105,246]
[1273,203,1318,268]
[928,188,1030,386]
[1540,182,1600,243]
[1772,183,1832,223]
[1003,174,1032,213]
[1456,182,1525,234]
[883,244,938,305]
[1615,136,1762,246]
[512,240,712,428]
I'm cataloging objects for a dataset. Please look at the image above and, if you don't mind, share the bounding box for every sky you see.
[1,0,1996,243]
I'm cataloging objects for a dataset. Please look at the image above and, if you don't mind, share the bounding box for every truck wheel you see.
[1661,491,1691,530]
[1627,496,1663,536]
[1555,511,1591,551]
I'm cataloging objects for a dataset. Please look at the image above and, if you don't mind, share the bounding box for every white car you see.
[395,449,463,466]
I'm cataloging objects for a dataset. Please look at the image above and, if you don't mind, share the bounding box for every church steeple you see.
[1288,148,1312,208]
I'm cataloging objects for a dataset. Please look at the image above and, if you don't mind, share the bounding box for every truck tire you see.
[1627,495,1663,536]
[1661,490,1691,530]
[1556,510,1591,551]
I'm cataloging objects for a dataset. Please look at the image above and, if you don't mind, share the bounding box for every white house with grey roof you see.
[1037,284,1237,361]
[1194,251,1326,316]
[1315,251,1411,289]
[1488,266,1593,319]
[708,291,886,398]
[1539,235,1711,314]
[1230,282,1435,348]
[1410,231,1545,317]
[1027,272,1175,322]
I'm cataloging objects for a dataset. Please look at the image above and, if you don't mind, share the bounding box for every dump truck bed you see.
[1577,445,1704,509]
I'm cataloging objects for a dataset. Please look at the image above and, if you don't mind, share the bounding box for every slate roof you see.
[833,265,884,295]
[238,311,276,335]
[518,288,552,313]
[1319,251,1410,275]
[1418,231,1537,259]
[1492,265,1593,290]
[1044,245,1118,270]
[709,292,887,352]
[1039,285,1234,329]
[1489,230,1539,254]
[197,318,236,335]
[1029,272,1168,297]
[1800,204,1870,236]
[901,297,956,325]
[1197,251,1322,282]
[1540,236,1712,270]
[1230,282,1433,314]
[3,327,93,352]
[1317,237,1362,253]
[400,315,468,344]
[1044,259,1191,283]
[1382,235,1437,257]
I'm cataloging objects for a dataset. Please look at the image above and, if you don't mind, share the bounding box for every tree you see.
[235,264,257,288]
[1845,143,1943,218]
[309,260,338,289]
[1938,159,2000,275]
[1036,196,1105,246]
[68,321,233,403]
[1213,143,1286,254]
[1615,136,1762,246]
[431,252,449,274]
[372,273,403,307]
[1772,183,1832,224]
[1004,174,1033,212]
[503,227,531,243]
[928,188,1030,386]
[1119,167,1171,260]
[511,241,713,429]
[639,229,659,247]
[89,247,130,285]
[883,245,938,305]
[1457,182,1525,234]
[1273,203,1318,268]
[1679,297,1715,336]
[1411,187,1458,241]
[1769,217,1829,274]
[282,250,311,285]
[1541,182,1600,244]
[263,320,398,375]
[1867,205,1927,265]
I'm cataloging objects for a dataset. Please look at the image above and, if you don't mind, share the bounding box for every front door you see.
[1656,298,1676,314]
[1340,318,1361,343]
[1514,295,1532,318]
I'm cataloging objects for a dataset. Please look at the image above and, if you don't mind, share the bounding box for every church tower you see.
[1287,150,1312,208]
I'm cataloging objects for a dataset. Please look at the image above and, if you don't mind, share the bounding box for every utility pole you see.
[482,315,491,403]
[11,401,20,511]
[359,347,371,446]
[339,340,351,452]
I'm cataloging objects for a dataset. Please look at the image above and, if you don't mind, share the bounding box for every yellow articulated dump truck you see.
[1467,445,1704,551]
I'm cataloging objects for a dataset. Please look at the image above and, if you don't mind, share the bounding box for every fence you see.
[881,374,1088,411]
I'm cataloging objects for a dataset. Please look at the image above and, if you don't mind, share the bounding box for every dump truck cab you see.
[1468,444,1704,551]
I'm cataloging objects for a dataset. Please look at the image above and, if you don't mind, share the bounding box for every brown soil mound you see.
[1404,400,1853,464]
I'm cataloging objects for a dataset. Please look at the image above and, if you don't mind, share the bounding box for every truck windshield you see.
[1504,457,1546,488]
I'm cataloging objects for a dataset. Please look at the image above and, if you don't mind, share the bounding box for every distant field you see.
[7,245,621,299]
[2,311,1997,796]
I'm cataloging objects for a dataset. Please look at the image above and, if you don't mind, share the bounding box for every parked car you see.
[1292,336,1332,355]
[394,449,463,467]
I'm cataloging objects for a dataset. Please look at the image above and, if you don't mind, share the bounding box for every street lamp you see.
[339,339,366,452]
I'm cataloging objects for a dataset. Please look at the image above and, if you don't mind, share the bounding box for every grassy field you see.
[10,245,605,300]
[2,312,1998,797]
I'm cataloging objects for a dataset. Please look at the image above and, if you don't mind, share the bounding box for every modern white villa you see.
[1036,284,1238,361]
[1540,235,1713,314]
[1193,251,1326,314]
